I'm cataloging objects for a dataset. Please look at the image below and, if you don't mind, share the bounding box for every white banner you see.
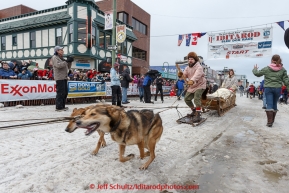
[208,27,273,59]
[0,80,56,102]
[104,10,113,30]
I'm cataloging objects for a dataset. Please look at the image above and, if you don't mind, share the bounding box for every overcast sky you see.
[2,0,289,83]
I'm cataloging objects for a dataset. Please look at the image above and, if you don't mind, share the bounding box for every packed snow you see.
[0,95,289,193]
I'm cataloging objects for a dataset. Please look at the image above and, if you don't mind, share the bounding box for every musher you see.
[178,52,207,123]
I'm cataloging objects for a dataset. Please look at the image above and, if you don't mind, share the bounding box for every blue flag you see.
[186,34,191,46]
[276,21,285,31]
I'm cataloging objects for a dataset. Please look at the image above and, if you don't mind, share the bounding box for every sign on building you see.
[116,25,126,43]
[104,10,113,30]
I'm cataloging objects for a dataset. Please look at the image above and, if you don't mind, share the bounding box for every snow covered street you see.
[1,95,289,193]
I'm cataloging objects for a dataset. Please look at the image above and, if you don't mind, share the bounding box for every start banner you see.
[208,27,273,59]
[0,80,56,102]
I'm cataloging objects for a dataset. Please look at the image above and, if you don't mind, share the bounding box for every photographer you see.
[52,46,73,112]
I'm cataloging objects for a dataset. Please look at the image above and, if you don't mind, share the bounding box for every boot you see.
[265,110,274,127]
[140,96,142,102]
[272,110,277,123]
[187,107,196,117]
[192,111,202,123]
[117,101,122,107]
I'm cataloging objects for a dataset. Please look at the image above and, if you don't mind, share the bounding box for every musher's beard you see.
[188,62,194,67]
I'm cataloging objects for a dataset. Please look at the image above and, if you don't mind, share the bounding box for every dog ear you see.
[73,108,77,112]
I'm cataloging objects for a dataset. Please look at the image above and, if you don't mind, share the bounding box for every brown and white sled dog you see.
[75,105,163,170]
[65,104,109,155]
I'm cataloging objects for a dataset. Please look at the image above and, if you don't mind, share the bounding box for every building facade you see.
[96,0,150,75]
[0,0,137,73]
[0,5,36,19]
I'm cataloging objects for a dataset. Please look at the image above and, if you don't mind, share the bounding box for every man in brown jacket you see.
[52,46,73,111]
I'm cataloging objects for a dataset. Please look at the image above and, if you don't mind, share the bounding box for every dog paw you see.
[101,142,106,147]
[139,164,149,170]
[91,151,98,155]
[127,154,135,158]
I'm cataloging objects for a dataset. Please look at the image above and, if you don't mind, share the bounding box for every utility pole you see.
[111,0,117,66]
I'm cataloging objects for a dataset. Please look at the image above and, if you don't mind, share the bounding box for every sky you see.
[2,0,289,83]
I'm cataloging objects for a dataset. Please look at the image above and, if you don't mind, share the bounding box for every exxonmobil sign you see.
[0,80,56,102]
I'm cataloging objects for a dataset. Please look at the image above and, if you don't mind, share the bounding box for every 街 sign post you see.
[207,27,273,59]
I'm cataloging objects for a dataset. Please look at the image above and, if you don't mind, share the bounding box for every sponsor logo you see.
[1,84,56,96]
[258,41,272,49]
[244,43,257,47]
[233,44,243,49]
[256,54,263,57]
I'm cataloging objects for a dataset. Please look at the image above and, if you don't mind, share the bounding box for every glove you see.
[178,71,183,77]
[187,80,194,85]
[66,56,74,63]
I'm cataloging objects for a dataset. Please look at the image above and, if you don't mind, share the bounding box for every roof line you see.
[0,5,67,22]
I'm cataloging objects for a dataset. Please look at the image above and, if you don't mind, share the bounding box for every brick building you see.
[0,5,36,19]
[96,0,150,75]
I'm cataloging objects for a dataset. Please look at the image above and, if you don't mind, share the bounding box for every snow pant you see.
[111,85,122,106]
[263,89,267,107]
[56,79,68,110]
[184,89,205,108]
[143,85,151,103]
[138,87,144,101]
[265,87,281,111]
[155,86,163,101]
[121,87,128,103]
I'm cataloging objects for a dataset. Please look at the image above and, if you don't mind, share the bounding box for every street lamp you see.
[162,62,169,79]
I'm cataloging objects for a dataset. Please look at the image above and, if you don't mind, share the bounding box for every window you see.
[30,32,36,48]
[1,36,6,50]
[99,31,105,48]
[78,23,86,43]
[117,12,128,24]
[12,35,17,46]
[122,41,127,55]
[105,34,111,49]
[92,26,96,46]
[132,46,146,60]
[69,24,73,43]
[132,18,147,35]
[56,28,62,45]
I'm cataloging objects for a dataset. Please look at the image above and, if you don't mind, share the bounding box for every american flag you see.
[178,35,184,46]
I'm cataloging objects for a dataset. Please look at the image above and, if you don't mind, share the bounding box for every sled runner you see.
[176,116,207,127]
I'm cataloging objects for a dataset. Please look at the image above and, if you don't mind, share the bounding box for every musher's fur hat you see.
[187,52,199,62]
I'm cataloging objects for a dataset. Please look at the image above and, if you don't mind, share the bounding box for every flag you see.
[276,21,285,31]
[178,35,184,46]
[191,32,207,45]
[186,34,191,46]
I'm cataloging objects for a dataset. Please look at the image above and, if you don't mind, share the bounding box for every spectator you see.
[176,77,185,100]
[249,83,255,99]
[154,74,164,103]
[18,67,30,79]
[260,80,266,109]
[137,74,144,102]
[252,54,289,127]
[52,46,73,112]
[212,82,219,93]
[143,74,154,103]
[120,64,132,104]
[110,62,122,107]
[0,62,17,79]
[133,75,138,84]
[239,85,244,97]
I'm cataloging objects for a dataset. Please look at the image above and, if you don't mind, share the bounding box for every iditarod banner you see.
[207,27,273,59]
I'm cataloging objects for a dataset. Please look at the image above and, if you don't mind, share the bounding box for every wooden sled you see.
[201,94,236,116]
